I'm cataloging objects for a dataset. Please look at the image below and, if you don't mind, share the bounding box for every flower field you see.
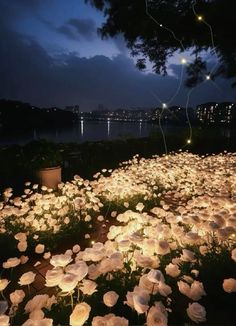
[0,152,236,325]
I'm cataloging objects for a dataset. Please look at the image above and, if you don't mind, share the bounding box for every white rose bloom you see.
[18,240,27,252]
[0,315,10,326]
[180,249,195,262]
[165,263,180,278]
[65,261,88,282]
[0,279,10,291]
[106,315,128,326]
[91,316,108,326]
[29,309,44,320]
[10,289,25,305]
[19,272,36,286]
[231,248,236,262]
[133,293,149,314]
[223,278,236,293]
[14,232,27,242]
[103,291,119,307]
[72,245,81,253]
[50,253,72,268]
[177,280,190,298]
[25,294,50,313]
[80,280,97,295]
[22,318,53,326]
[88,264,101,280]
[187,302,206,323]
[45,267,64,287]
[58,273,79,292]
[158,282,172,297]
[3,257,21,269]
[139,274,158,294]
[189,281,206,301]
[43,252,51,260]
[92,314,128,326]
[155,240,170,255]
[147,302,168,326]
[20,256,29,264]
[35,244,45,254]
[70,302,91,326]
[147,269,165,284]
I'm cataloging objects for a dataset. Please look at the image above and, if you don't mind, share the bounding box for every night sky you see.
[0,0,236,111]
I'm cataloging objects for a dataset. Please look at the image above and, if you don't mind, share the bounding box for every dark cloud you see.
[0,23,235,110]
[57,18,97,40]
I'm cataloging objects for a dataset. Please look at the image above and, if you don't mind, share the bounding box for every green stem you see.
[1,290,7,301]
[71,293,74,309]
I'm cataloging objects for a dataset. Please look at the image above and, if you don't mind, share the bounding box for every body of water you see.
[0,119,235,145]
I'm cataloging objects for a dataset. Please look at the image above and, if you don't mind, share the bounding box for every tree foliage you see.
[85,0,236,86]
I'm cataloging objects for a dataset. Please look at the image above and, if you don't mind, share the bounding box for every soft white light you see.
[198,16,203,21]
[162,103,167,109]
[181,58,187,64]
[206,75,211,80]
[187,139,191,144]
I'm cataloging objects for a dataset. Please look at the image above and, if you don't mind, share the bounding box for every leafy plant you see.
[24,140,63,170]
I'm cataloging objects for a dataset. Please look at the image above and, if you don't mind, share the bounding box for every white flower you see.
[180,249,195,262]
[158,282,172,297]
[178,280,206,301]
[14,232,27,242]
[88,264,101,280]
[3,257,21,269]
[80,280,97,295]
[10,289,25,305]
[35,244,45,254]
[19,272,36,286]
[92,314,128,326]
[20,256,29,264]
[73,245,81,253]
[133,293,149,314]
[29,309,44,320]
[147,301,168,326]
[45,267,64,287]
[65,261,88,281]
[25,294,49,313]
[156,240,170,255]
[58,273,79,292]
[0,315,10,326]
[103,291,119,307]
[125,286,150,314]
[136,202,144,212]
[43,252,51,260]
[187,302,206,323]
[0,279,10,291]
[139,274,159,294]
[189,281,206,301]
[17,241,27,252]
[222,278,236,293]
[70,302,91,326]
[231,248,236,262]
[165,263,180,278]
[22,318,53,326]
[97,215,104,222]
[50,253,72,268]
[147,269,165,284]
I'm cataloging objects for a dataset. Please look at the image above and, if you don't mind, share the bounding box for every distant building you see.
[64,105,80,114]
[196,102,236,125]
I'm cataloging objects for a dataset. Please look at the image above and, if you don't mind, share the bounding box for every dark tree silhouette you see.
[85,0,236,86]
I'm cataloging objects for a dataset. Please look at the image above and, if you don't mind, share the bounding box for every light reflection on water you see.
[0,119,235,145]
